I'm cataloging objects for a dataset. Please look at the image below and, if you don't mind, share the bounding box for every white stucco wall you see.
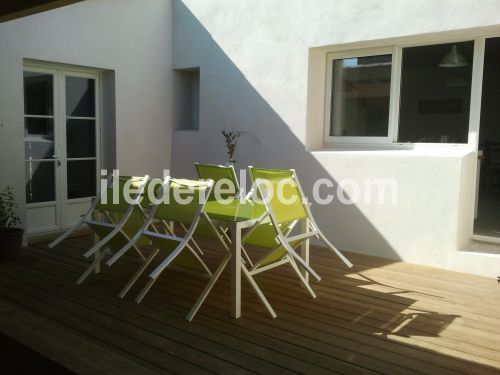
[2,0,499,276]
[0,0,173,231]
[171,0,500,276]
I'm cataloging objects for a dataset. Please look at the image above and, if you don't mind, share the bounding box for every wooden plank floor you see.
[0,235,499,374]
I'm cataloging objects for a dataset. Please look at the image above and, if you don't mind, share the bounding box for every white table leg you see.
[300,218,310,285]
[230,222,242,318]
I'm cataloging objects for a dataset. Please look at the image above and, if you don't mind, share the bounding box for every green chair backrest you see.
[144,178,217,273]
[97,175,149,214]
[195,163,239,200]
[248,167,294,182]
[249,167,307,224]
[94,175,152,248]
[154,178,211,225]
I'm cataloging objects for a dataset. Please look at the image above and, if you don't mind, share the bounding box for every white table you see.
[204,199,310,318]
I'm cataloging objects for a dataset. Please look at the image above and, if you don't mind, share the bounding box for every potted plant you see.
[0,187,23,260]
[221,128,247,165]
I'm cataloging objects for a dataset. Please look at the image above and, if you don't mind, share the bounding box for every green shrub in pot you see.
[0,187,24,260]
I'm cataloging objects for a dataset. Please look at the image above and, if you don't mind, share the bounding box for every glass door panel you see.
[23,71,56,205]
[67,160,97,199]
[24,118,55,159]
[24,72,53,115]
[65,75,98,200]
[66,119,96,158]
[25,161,56,203]
[65,77,95,117]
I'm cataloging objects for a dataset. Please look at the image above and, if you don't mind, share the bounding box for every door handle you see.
[53,155,61,167]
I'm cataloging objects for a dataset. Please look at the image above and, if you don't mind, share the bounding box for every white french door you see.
[23,64,100,234]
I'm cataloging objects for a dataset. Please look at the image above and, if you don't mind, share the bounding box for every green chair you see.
[131,177,231,320]
[48,175,157,297]
[248,167,353,268]
[242,167,353,312]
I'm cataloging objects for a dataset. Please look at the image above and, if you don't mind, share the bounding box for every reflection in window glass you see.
[67,160,96,199]
[25,161,55,203]
[66,119,96,158]
[23,72,53,115]
[329,54,392,137]
[66,77,95,117]
[398,41,473,143]
[24,118,54,160]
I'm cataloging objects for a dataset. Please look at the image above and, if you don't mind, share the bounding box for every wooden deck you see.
[0,236,499,374]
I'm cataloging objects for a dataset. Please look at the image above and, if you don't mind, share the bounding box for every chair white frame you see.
[186,215,285,321]
[133,177,234,321]
[252,169,353,269]
[244,180,321,279]
[244,218,318,299]
[48,174,157,297]
[230,167,353,317]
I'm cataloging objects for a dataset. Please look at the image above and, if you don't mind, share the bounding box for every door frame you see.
[23,61,102,235]
[467,35,500,244]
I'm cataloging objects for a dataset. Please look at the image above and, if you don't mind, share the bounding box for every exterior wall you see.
[172,0,500,276]
[0,0,174,232]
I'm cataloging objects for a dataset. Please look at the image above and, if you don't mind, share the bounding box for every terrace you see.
[0,235,499,374]
[2,1,500,374]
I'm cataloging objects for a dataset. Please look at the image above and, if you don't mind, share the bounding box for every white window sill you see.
[311,142,474,157]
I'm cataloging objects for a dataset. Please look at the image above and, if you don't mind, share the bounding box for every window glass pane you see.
[23,72,53,115]
[479,37,500,148]
[329,54,392,137]
[66,77,95,117]
[67,160,96,199]
[398,41,473,143]
[25,161,55,203]
[66,119,96,158]
[24,118,54,159]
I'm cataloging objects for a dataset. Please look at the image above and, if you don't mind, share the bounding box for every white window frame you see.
[323,38,484,148]
[321,32,500,245]
[324,47,400,144]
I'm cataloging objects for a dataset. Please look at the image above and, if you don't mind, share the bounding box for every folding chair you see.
[48,174,157,297]
[132,177,231,320]
[239,167,353,314]
[248,166,353,271]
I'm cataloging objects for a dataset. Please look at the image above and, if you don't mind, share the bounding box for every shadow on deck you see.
[0,236,499,374]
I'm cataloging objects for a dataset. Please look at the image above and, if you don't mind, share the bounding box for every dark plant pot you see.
[0,228,24,261]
